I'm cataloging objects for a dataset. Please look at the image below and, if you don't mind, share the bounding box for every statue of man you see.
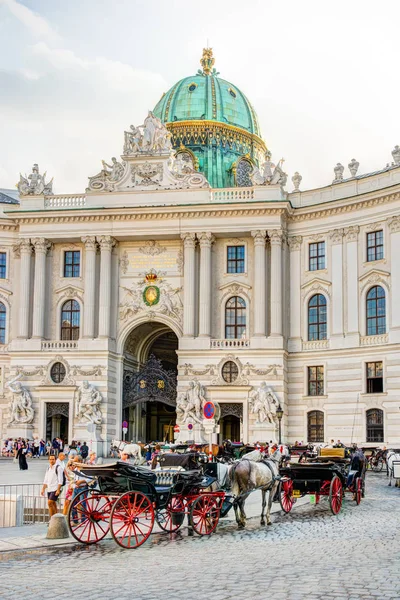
[28,164,45,194]
[124,125,142,154]
[76,381,102,425]
[142,111,161,151]
[6,375,34,425]
[102,157,124,181]
[181,380,206,423]
[250,381,276,425]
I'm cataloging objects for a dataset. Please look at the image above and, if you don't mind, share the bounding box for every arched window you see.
[308,294,327,341]
[366,286,386,336]
[235,158,253,187]
[366,408,384,443]
[307,410,324,443]
[0,302,5,344]
[61,300,80,340]
[225,296,246,339]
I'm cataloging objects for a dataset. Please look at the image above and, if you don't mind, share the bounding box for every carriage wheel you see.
[189,495,220,536]
[68,489,111,544]
[329,475,343,515]
[372,458,383,473]
[279,479,294,513]
[110,491,154,549]
[355,477,362,505]
[156,496,185,533]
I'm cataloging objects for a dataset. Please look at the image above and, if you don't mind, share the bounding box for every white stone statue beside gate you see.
[175,380,209,443]
[249,382,279,443]
[76,381,103,425]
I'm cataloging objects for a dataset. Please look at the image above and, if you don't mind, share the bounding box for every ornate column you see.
[16,239,33,339]
[388,216,400,329]
[198,232,215,337]
[98,235,116,338]
[251,230,266,336]
[288,236,303,347]
[329,228,344,340]
[269,229,284,337]
[344,226,359,338]
[32,238,51,339]
[181,233,196,337]
[82,236,98,338]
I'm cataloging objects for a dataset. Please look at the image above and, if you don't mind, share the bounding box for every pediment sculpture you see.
[251,152,287,187]
[17,163,53,196]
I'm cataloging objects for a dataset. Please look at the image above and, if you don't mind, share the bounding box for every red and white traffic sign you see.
[174,424,180,433]
[122,420,128,429]
[203,401,215,419]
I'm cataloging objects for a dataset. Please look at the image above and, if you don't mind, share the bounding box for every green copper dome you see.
[153,49,266,188]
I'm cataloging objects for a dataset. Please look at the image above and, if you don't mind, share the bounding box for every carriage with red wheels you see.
[67,462,233,549]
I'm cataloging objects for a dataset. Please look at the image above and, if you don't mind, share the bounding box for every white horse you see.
[110,440,144,465]
[386,449,400,487]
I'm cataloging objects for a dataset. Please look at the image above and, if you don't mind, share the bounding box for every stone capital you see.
[180,232,196,248]
[251,230,266,246]
[14,239,32,257]
[32,237,52,254]
[388,216,400,234]
[268,229,284,245]
[81,236,98,251]
[98,235,117,252]
[329,228,344,245]
[198,232,215,247]
[288,236,303,251]
[344,226,359,242]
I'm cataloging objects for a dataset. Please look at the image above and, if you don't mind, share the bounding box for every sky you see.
[0,0,400,194]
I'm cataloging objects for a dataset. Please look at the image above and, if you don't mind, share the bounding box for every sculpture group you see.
[17,164,53,196]
[6,375,34,425]
[249,381,278,426]
[75,381,103,425]
[251,152,287,187]
[124,111,172,156]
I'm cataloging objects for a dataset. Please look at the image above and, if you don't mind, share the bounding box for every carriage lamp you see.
[276,404,284,444]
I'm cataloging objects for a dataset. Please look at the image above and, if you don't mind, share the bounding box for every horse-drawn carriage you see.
[278,447,366,515]
[68,461,233,549]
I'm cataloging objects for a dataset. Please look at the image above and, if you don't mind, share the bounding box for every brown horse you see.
[230,450,282,529]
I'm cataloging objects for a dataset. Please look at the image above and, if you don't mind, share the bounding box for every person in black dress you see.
[17,442,28,471]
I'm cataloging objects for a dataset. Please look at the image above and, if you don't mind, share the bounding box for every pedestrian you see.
[41,455,64,519]
[120,451,131,463]
[52,438,59,457]
[80,442,89,461]
[87,451,97,465]
[56,451,66,471]
[70,457,91,523]
[62,457,77,516]
[45,440,51,455]
[39,439,45,457]
[16,441,28,471]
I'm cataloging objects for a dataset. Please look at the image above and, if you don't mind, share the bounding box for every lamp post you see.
[276,404,283,445]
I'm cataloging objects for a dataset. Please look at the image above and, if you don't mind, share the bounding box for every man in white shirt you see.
[41,454,64,518]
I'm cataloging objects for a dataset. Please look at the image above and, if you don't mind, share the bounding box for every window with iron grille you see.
[307,410,324,443]
[309,242,325,271]
[366,408,384,443]
[0,302,6,344]
[225,296,246,339]
[227,246,245,273]
[61,299,80,340]
[222,361,239,383]
[366,230,384,262]
[50,362,66,384]
[308,366,324,396]
[64,251,81,278]
[366,286,386,336]
[0,253,6,279]
[308,294,327,341]
[366,361,383,393]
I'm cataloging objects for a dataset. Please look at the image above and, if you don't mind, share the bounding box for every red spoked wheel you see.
[68,489,112,544]
[110,491,154,549]
[329,475,343,515]
[156,496,185,533]
[355,477,362,505]
[189,494,220,536]
[279,479,294,513]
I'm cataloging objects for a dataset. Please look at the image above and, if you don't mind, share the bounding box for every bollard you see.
[46,513,70,539]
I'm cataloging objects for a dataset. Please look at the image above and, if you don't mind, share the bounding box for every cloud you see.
[0,0,60,43]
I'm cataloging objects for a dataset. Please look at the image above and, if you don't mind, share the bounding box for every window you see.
[61,299,80,340]
[308,366,324,396]
[307,410,324,443]
[236,158,253,187]
[366,362,383,393]
[309,242,325,271]
[367,230,384,262]
[64,251,80,278]
[0,302,5,344]
[222,361,239,383]
[225,296,246,339]
[0,253,6,279]
[366,286,386,336]
[227,245,245,273]
[366,409,384,443]
[228,87,237,98]
[188,82,197,92]
[308,294,327,341]
[50,362,66,384]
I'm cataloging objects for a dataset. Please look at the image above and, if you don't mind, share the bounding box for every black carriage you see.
[68,462,231,549]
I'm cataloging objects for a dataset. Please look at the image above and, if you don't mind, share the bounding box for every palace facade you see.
[1,50,399,454]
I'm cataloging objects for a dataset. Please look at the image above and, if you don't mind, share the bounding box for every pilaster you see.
[16,239,33,339]
[251,230,266,337]
[198,232,215,338]
[82,236,98,339]
[181,233,197,337]
[31,238,51,339]
[329,228,344,347]
[269,229,284,338]
[288,236,302,352]
[98,235,117,338]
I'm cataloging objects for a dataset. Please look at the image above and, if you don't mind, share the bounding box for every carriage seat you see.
[173,469,202,482]
[320,448,346,458]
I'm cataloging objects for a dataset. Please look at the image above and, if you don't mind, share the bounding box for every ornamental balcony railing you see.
[41,340,78,351]
[211,188,254,203]
[302,339,330,351]
[360,334,389,346]
[44,194,86,209]
[210,338,250,349]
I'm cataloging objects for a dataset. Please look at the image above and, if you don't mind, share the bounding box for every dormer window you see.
[188,83,197,92]
[228,87,237,98]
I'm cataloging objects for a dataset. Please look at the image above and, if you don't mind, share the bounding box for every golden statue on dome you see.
[200,48,215,75]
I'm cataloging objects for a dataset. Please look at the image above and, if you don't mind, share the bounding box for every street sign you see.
[174,424,180,433]
[203,401,215,419]
[188,423,193,430]
[122,427,128,434]
[122,420,128,429]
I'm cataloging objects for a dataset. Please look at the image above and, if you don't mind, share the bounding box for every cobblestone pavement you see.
[0,472,399,600]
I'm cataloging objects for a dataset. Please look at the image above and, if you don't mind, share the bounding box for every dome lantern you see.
[200,47,215,76]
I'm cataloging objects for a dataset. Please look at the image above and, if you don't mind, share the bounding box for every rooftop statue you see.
[17,163,53,196]
[123,111,172,156]
[251,152,287,187]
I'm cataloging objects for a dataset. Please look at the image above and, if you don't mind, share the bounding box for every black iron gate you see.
[123,355,177,408]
